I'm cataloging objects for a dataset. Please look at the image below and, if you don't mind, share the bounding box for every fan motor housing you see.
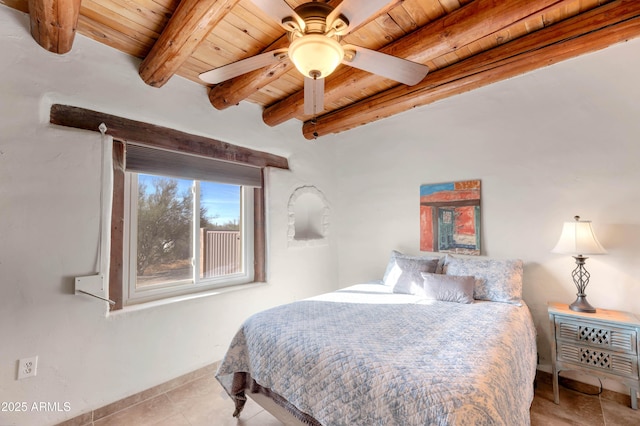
[288,2,347,35]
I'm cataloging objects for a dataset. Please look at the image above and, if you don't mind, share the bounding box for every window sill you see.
[108,281,267,316]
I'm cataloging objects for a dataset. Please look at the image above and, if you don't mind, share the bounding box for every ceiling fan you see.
[199,0,429,116]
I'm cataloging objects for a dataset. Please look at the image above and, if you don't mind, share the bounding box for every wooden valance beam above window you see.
[49,104,289,170]
[27,0,81,54]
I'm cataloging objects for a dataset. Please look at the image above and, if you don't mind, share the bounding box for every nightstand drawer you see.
[556,318,637,355]
[557,342,639,379]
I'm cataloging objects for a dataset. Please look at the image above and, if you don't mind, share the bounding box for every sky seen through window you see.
[139,174,240,226]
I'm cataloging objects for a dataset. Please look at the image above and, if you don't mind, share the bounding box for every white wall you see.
[3,4,640,423]
[0,7,338,425]
[331,36,640,390]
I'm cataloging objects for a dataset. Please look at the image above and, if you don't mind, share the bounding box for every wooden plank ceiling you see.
[6,0,640,139]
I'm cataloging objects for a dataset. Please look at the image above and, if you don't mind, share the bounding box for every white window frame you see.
[122,172,254,306]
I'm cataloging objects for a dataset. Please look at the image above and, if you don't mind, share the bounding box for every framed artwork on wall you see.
[420,180,481,255]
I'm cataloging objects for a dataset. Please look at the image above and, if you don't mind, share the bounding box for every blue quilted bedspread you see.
[217,284,537,425]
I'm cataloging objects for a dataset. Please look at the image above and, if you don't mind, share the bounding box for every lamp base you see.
[569,295,596,313]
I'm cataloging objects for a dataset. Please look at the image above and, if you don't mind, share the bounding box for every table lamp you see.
[551,215,607,313]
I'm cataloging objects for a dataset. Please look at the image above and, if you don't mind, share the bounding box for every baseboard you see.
[55,362,218,426]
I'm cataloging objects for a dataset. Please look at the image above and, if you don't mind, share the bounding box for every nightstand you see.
[548,302,640,409]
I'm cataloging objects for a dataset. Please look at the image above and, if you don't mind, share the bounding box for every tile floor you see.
[531,373,640,426]
[70,371,640,426]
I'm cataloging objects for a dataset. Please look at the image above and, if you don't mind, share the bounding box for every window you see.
[124,173,253,305]
[47,104,285,312]
[110,142,265,309]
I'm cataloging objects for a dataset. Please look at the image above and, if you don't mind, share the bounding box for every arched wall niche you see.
[287,185,330,247]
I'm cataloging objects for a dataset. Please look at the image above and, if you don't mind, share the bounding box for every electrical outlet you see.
[17,356,38,380]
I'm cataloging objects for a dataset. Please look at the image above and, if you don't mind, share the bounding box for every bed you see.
[216,252,537,425]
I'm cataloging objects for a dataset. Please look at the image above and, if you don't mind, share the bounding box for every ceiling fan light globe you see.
[289,34,344,79]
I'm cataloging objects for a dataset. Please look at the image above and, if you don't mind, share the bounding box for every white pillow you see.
[420,272,475,304]
[444,256,523,305]
[382,250,443,286]
[388,256,440,295]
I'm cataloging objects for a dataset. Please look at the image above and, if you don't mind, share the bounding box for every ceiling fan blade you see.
[199,49,288,84]
[250,0,304,31]
[327,0,392,35]
[342,45,429,86]
[304,77,325,116]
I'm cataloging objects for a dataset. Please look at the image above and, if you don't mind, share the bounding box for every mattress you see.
[217,283,537,425]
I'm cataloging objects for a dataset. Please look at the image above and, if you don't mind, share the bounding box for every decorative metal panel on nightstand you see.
[548,302,640,409]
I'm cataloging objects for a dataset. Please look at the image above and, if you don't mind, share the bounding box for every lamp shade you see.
[289,34,344,78]
[551,216,607,255]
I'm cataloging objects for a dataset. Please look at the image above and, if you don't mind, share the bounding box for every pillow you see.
[420,272,475,304]
[444,256,523,305]
[382,250,444,286]
[387,256,440,295]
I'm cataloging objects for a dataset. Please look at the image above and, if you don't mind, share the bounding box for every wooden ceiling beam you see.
[207,35,293,110]
[206,0,398,110]
[262,0,571,127]
[27,0,81,54]
[302,0,640,139]
[139,0,240,88]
